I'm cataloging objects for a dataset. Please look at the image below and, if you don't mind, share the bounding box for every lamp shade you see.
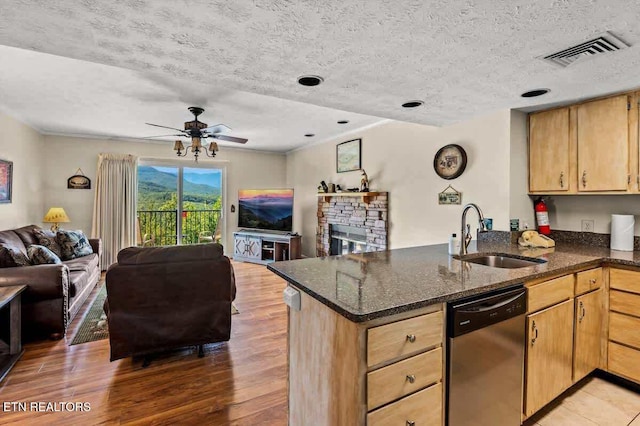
[43,207,70,224]
[173,140,185,151]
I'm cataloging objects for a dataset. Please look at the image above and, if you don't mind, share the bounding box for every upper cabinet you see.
[577,95,629,191]
[529,93,634,194]
[529,108,570,192]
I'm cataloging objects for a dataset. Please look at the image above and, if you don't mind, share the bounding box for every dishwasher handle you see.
[456,292,525,314]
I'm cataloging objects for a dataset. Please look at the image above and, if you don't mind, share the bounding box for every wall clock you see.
[433,144,467,180]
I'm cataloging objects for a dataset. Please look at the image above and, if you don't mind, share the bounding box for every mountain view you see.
[137,166,221,210]
[238,189,293,231]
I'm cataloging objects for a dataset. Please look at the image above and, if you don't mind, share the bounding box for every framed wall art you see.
[0,159,12,204]
[67,168,91,189]
[337,138,361,173]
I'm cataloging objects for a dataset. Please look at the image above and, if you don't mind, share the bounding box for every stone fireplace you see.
[316,192,388,257]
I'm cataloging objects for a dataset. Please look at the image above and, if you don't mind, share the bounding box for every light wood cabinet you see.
[525,299,574,417]
[573,289,603,381]
[529,92,633,194]
[527,274,574,312]
[577,95,630,191]
[575,268,602,296]
[529,108,571,192]
[233,230,301,264]
[608,267,640,385]
[288,291,444,425]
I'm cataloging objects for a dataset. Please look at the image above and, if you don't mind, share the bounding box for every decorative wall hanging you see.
[67,168,91,189]
[438,184,462,205]
[337,138,361,173]
[0,159,12,204]
[434,144,467,179]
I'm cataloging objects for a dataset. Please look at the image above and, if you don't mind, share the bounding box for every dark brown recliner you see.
[104,243,236,362]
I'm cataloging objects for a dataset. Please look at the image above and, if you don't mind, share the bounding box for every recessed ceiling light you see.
[521,89,550,98]
[297,75,324,86]
[337,120,349,124]
[305,133,315,137]
[402,100,424,108]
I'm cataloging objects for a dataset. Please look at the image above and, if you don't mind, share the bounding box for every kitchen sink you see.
[455,253,547,269]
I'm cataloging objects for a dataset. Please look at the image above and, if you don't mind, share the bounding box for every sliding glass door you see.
[137,162,223,246]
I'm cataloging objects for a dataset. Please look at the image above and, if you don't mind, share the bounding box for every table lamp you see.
[43,207,70,231]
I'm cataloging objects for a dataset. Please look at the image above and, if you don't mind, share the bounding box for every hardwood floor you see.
[0,261,289,425]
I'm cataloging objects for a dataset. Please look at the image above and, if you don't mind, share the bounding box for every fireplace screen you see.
[330,224,376,255]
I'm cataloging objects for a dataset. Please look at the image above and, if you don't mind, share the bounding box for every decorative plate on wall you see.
[433,144,467,180]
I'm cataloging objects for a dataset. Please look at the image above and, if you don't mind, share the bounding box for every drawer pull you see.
[406,334,416,343]
[406,374,416,384]
[407,421,416,426]
[589,278,597,285]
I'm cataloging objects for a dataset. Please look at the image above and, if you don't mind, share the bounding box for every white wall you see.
[547,195,640,235]
[510,111,535,230]
[0,112,44,229]
[41,135,287,252]
[287,110,515,256]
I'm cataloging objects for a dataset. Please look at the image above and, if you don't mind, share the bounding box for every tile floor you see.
[524,376,640,426]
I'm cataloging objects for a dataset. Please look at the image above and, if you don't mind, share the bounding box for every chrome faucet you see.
[460,203,487,256]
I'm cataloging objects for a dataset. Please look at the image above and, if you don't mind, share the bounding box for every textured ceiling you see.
[1,0,640,148]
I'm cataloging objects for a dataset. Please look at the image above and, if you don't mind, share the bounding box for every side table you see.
[0,285,26,382]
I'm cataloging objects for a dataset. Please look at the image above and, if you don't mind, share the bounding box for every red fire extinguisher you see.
[534,197,551,235]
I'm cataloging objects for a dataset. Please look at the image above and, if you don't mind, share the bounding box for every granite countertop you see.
[267,241,640,322]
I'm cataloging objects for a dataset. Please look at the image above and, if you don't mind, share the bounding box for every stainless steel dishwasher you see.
[446,285,526,426]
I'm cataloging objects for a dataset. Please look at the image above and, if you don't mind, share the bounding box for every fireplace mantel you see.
[317,191,383,204]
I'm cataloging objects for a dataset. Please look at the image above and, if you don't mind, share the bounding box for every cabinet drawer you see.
[609,312,640,349]
[610,290,640,317]
[608,342,640,384]
[367,310,443,368]
[575,268,602,296]
[527,275,574,313]
[367,347,442,411]
[367,383,442,426]
[610,269,640,294]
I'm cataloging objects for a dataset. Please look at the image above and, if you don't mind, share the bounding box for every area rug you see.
[70,285,240,346]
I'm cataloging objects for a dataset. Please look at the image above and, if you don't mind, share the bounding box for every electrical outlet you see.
[581,219,595,232]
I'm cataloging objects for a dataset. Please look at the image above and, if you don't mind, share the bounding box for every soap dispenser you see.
[448,233,459,255]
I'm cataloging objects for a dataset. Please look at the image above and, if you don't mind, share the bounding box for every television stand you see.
[233,230,302,265]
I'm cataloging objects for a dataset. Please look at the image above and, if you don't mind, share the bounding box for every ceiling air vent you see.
[542,32,629,67]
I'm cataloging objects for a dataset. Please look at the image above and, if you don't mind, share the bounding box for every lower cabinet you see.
[525,299,574,417]
[573,288,604,381]
[367,383,442,426]
[609,268,640,384]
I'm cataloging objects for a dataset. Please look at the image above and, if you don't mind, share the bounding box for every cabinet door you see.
[574,289,603,382]
[525,299,574,417]
[577,95,629,191]
[234,235,261,259]
[529,108,570,192]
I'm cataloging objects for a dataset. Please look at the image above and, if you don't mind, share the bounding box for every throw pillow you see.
[56,230,93,260]
[33,228,63,258]
[27,244,62,265]
[0,243,31,267]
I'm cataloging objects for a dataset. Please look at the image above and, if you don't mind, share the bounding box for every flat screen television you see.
[238,189,294,232]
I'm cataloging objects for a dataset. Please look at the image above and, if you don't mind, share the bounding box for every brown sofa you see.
[0,225,101,340]
[104,243,236,362]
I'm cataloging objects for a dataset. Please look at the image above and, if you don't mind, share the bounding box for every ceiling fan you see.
[145,106,248,161]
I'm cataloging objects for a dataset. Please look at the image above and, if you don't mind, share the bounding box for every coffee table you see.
[0,285,26,382]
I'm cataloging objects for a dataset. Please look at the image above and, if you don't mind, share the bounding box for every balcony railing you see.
[137,209,221,246]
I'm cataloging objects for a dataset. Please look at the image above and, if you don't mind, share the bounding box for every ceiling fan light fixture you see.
[209,141,219,152]
[192,137,202,149]
[297,75,324,86]
[402,100,424,108]
[521,89,550,98]
[173,140,185,151]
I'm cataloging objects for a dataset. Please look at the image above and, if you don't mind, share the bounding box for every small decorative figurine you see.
[319,180,329,193]
[360,169,369,192]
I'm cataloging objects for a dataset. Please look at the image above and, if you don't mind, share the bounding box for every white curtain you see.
[92,153,138,269]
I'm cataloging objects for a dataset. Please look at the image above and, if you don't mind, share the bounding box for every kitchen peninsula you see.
[268,242,640,425]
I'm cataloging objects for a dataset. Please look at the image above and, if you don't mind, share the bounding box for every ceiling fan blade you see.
[141,134,186,139]
[202,124,232,134]
[145,123,187,133]
[211,134,248,144]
